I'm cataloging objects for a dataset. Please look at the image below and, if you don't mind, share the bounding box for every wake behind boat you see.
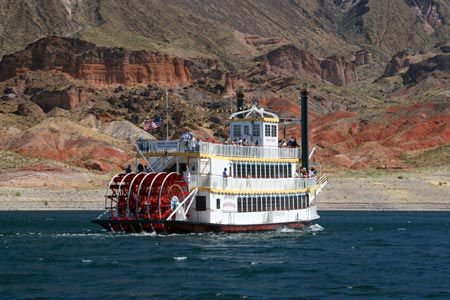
[92,89,327,233]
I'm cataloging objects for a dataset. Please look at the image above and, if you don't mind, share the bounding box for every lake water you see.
[0,211,449,299]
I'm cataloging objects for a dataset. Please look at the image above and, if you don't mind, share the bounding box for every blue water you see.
[0,211,449,299]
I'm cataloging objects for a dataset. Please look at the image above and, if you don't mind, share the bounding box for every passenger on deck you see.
[279,139,287,147]
[125,165,132,174]
[301,167,308,177]
[137,138,143,152]
[137,164,144,173]
[183,164,191,188]
[181,129,193,151]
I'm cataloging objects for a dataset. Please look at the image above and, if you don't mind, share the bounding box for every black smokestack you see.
[301,89,309,171]
[236,87,244,117]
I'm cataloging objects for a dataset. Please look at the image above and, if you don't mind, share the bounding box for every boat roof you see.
[230,105,279,122]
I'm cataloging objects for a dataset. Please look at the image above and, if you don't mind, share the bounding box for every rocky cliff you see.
[0,37,192,87]
[403,54,450,84]
[406,0,443,32]
[255,45,358,86]
[383,51,411,76]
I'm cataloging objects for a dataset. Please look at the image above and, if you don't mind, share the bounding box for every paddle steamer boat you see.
[93,90,327,233]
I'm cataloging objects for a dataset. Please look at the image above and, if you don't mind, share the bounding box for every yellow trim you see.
[142,152,300,163]
[197,184,320,195]
[230,117,279,123]
[199,153,299,163]
[263,117,279,122]
[142,152,200,158]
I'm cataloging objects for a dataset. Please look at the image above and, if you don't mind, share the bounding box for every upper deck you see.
[137,139,301,160]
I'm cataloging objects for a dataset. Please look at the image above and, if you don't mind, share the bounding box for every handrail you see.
[166,188,198,221]
[317,174,328,186]
[138,139,301,160]
[190,174,317,192]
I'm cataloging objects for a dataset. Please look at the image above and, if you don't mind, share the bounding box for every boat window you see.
[244,125,250,136]
[264,124,271,137]
[243,197,248,212]
[233,124,241,138]
[271,125,277,137]
[251,164,256,178]
[195,196,207,211]
[252,197,257,212]
[270,164,275,178]
[237,164,242,178]
[252,124,260,137]
[237,197,242,212]
[216,198,220,209]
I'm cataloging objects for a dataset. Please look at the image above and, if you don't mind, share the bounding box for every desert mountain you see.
[0,0,449,173]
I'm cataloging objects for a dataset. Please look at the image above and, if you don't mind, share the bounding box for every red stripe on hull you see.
[92,219,313,234]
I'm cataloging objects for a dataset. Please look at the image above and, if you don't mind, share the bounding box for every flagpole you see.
[165,87,169,140]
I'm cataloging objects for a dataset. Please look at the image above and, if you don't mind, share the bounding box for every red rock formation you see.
[321,56,358,86]
[224,73,240,95]
[254,45,357,86]
[0,36,192,87]
[31,87,86,112]
[7,118,132,172]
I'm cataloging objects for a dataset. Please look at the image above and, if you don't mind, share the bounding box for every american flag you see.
[143,116,161,131]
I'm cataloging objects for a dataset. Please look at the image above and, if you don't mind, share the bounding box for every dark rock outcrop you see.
[406,0,443,32]
[255,45,357,86]
[402,54,450,84]
[0,36,192,87]
[31,87,86,112]
[383,51,410,76]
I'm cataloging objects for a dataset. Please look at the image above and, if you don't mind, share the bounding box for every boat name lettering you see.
[223,201,236,208]
[155,141,179,151]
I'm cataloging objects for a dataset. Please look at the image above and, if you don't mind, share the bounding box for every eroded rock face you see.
[255,45,357,86]
[224,73,240,95]
[0,36,192,87]
[403,54,450,84]
[31,87,86,112]
[383,51,410,76]
[321,55,358,86]
[353,49,373,66]
[406,0,443,32]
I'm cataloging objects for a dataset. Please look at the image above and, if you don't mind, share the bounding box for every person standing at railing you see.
[181,129,193,152]
[183,164,191,189]
[222,168,228,188]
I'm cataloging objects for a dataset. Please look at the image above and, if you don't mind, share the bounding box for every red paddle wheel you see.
[101,172,189,233]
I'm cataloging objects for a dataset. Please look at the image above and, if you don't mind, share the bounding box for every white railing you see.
[190,175,317,191]
[138,139,301,159]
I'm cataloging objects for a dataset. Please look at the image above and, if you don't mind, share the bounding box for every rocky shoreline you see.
[0,170,448,211]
